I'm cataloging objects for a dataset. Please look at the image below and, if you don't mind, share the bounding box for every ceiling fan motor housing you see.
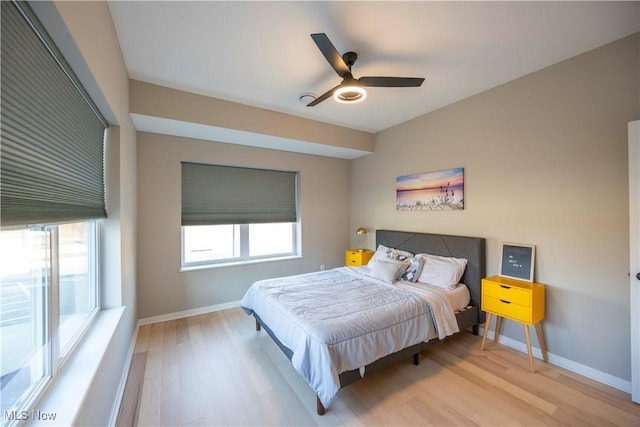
[342,51,358,69]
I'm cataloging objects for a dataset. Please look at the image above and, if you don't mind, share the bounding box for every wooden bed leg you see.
[255,319,261,331]
[316,396,326,415]
[413,353,420,365]
[472,324,479,335]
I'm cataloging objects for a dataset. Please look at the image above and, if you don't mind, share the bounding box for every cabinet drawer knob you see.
[500,299,511,304]
[500,285,511,289]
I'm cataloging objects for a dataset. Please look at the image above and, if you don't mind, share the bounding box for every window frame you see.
[0,220,100,424]
[54,221,100,364]
[180,164,301,270]
[180,221,301,270]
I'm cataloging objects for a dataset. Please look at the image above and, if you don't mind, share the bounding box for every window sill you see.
[26,307,125,426]
[180,254,303,272]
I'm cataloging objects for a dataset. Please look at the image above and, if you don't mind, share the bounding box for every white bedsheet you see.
[351,265,471,312]
[395,281,462,339]
[441,282,472,312]
[240,267,460,407]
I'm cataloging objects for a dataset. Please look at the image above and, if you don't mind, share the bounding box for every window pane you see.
[183,225,239,263]
[0,228,48,415]
[249,223,294,257]
[58,222,97,355]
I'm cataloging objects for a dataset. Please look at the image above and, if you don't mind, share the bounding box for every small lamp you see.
[356,227,367,252]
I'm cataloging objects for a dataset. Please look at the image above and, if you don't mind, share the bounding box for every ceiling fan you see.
[307,33,425,107]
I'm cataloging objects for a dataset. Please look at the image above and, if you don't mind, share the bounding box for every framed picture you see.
[499,243,535,282]
[396,167,464,211]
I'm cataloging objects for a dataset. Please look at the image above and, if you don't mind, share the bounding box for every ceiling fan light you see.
[334,85,367,103]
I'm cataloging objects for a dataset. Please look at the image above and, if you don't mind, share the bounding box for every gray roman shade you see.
[181,162,298,226]
[1,1,108,228]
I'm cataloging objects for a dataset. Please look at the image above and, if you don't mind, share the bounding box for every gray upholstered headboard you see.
[376,229,486,323]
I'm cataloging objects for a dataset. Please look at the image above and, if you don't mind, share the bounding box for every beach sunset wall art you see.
[396,168,464,211]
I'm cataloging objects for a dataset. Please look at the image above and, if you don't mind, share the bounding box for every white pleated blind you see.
[1,1,107,228]
[181,162,298,226]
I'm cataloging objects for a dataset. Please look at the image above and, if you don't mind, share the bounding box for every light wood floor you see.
[126,307,639,426]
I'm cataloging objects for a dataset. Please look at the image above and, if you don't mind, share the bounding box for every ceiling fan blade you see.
[359,76,425,87]
[311,33,350,78]
[307,83,342,107]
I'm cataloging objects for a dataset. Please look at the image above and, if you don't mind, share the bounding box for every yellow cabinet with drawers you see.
[345,249,374,266]
[480,275,548,373]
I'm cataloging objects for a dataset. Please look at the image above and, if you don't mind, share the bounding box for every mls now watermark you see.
[4,410,57,422]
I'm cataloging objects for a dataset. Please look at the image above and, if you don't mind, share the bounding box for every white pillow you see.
[370,259,409,283]
[367,244,388,266]
[417,254,468,289]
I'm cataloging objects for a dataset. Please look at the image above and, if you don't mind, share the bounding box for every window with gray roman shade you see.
[1,1,108,228]
[181,162,298,226]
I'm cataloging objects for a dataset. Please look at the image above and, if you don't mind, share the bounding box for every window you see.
[181,163,299,268]
[0,221,99,419]
[182,222,297,267]
[57,222,99,354]
[1,1,107,424]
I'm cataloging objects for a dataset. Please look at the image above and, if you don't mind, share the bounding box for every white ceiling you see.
[108,1,639,134]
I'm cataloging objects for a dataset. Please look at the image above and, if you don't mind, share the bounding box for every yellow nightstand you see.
[345,249,374,266]
[480,275,548,373]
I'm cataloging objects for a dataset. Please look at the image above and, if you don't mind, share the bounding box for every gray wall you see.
[351,33,640,381]
[136,133,351,319]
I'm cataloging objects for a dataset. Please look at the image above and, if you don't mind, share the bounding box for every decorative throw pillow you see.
[392,248,413,262]
[417,253,468,289]
[401,256,425,282]
[368,244,414,266]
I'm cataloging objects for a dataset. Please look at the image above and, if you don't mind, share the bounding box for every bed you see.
[241,229,486,415]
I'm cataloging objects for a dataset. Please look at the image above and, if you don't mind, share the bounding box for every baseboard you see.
[108,321,140,426]
[137,300,242,326]
[479,326,632,394]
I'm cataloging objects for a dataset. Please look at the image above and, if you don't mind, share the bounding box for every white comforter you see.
[240,267,459,407]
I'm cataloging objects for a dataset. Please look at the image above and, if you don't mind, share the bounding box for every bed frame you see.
[252,229,486,415]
